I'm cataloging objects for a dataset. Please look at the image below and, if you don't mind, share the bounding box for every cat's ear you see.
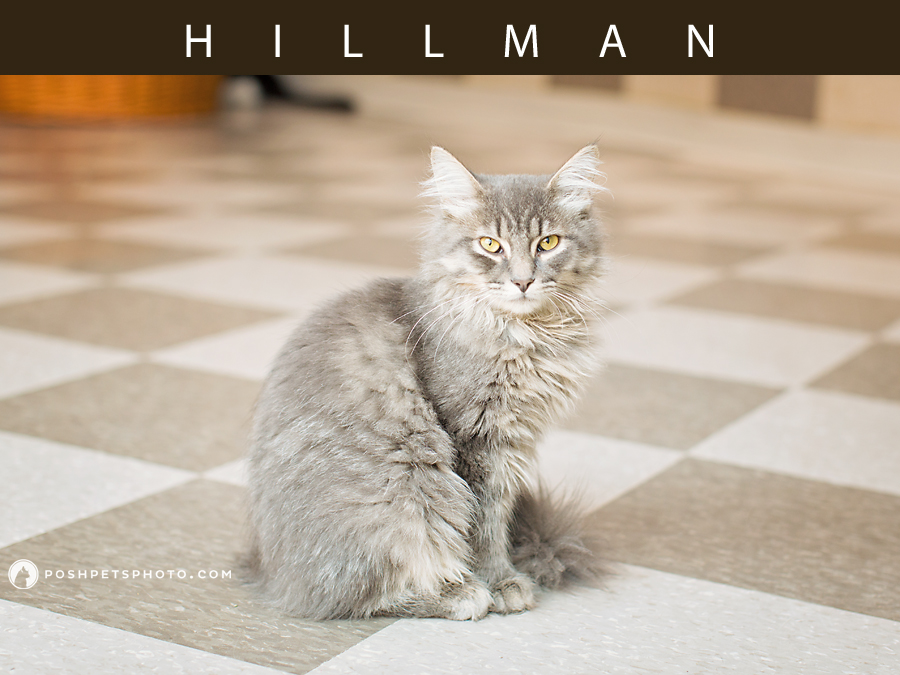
[547,144,606,213]
[423,147,482,219]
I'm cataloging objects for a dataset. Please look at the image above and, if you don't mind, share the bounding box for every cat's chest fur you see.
[414,309,594,452]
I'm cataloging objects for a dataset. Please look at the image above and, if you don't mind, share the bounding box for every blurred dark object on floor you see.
[225,76,354,113]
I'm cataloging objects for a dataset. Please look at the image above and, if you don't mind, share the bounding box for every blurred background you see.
[1,75,899,674]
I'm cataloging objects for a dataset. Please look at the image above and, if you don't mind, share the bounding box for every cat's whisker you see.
[412,295,472,355]
[593,299,636,330]
[547,294,567,325]
[404,294,466,347]
[553,291,609,332]
[393,291,463,326]
[551,291,589,327]
[432,297,477,359]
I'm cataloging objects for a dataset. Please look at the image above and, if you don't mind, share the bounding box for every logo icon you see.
[8,559,39,589]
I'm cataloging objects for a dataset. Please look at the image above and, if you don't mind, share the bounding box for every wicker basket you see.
[0,75,223,120]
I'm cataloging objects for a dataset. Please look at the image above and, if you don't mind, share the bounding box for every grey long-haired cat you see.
[246,145,606,620]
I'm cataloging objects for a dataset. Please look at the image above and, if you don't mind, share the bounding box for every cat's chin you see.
[492,295,548,318]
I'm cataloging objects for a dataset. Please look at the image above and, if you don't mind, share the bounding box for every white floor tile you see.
[537,430,683,512]
[0,220,76,247]
[0,431,195,548]
[0,600,282,675]
[601,306,870,388]
[310,565,900,675]
[97,214,351,253]
[120,255,407,313]
[151,316,299,382]
[0,260,98,306]
[598,256,720,307]
[624,208,842,247]
[692,389,900,497]
[0,327,137,400]
[203,459,247,487]
[737,248,900,298]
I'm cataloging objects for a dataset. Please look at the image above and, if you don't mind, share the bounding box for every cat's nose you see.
[512,278,534,293]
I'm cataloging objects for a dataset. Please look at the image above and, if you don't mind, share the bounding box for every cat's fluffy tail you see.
[510,485,604,589]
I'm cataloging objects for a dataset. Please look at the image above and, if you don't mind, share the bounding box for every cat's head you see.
[419,145,606,318]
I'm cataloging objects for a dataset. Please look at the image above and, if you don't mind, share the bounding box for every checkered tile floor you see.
[2,77,899,673]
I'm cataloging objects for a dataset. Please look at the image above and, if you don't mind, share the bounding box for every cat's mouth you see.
[495,289,547,316]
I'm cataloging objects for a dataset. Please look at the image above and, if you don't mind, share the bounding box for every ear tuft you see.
[547,144,607,212]
[421,147,482,219]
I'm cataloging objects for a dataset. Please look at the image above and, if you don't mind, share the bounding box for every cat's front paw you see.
[444,579,492,621]
[490,574,536,614]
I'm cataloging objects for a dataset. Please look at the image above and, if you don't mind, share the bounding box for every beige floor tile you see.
[0,480,392,673]
[0,238,207,274]
[81,179,301,212]
[669,278,900,331]
[884,318,900,342]
[861,209,900,235]
[566,364,779,450]
[823,231,900,257]
[0,199,169,225]
[0,183,49,206]
[257,200,416,226]
[0,219,76,247]
[0,364,259,471]
[622,206,843,247]
[0,287,279,352]
[192,152,332,185]
[98,214,352,253]
[656,159,768,184]
[605,176,739,212]
[750,181,892,217]
[284,233,419,272]
[609,233,770,267]
[314,180,421,208]
[586,459,900,621]
[811,343,900,402]
[0,161,156,184]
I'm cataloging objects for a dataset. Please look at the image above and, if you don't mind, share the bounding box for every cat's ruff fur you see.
[246,145,607,620]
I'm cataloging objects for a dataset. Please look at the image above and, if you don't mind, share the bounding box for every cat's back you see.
[246,276,475,618]
[253,277,419,444]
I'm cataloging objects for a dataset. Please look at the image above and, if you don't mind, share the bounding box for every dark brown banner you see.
[0,2,893,74]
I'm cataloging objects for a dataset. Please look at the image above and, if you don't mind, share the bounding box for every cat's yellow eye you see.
[480,237,501,253]
[538,235,560,251]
